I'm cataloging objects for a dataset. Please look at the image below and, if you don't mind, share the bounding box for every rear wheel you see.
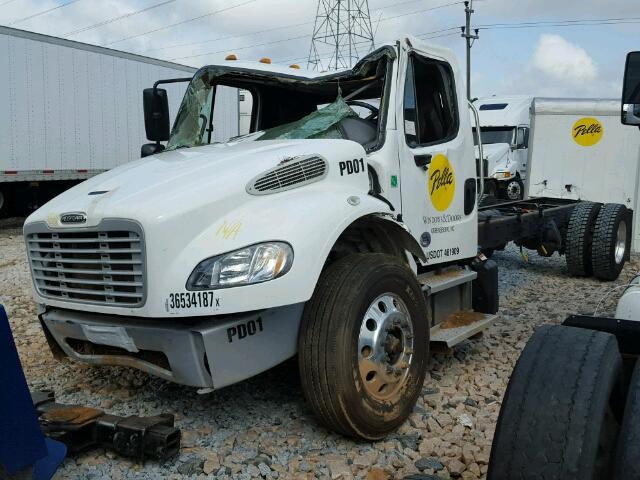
[501,176,524,201]
[565,202,601,277]
[298,253,429,440]
[592,203,629,281]
[488,325,622,480]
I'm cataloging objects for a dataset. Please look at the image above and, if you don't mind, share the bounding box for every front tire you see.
[298,253,429,440]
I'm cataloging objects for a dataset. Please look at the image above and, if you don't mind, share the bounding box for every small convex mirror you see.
[622,51,640,126]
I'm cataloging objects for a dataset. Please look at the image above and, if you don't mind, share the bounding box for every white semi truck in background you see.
[473,95,532,201]
[475,95,640,253]
[0,26,239,218]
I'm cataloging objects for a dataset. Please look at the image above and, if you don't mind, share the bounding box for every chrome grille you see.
[247,155,328,195]
[26,221,146,307]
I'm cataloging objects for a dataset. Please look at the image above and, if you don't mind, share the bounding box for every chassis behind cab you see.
[25,36,497,439]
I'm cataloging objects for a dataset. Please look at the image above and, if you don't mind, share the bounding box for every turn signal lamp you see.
[259,57,272,64]
[289,64,301,69]
[225,54,237,61]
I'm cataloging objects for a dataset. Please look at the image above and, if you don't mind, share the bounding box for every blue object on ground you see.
[0,304,66,479]
[33,439,67,480]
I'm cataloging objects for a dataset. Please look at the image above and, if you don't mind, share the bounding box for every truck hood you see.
[26,138,367,229]
[475,143,511,176]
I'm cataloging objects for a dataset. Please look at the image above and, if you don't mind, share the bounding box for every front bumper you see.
[41,303,304,388]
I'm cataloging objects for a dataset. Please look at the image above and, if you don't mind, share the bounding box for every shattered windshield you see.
[167,73,360,149]
[166,47,391,151]
[166,72,215,151]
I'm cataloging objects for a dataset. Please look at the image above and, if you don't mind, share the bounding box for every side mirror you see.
[622,51,640,126]
[143,88,170,141]
[516,127,529,149]
[141,143,165,158]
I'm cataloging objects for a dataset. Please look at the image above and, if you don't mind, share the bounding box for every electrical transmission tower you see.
[307,0,375,72]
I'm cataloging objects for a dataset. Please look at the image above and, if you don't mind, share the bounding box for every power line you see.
[273,14,635,67]
[173,24,462,63]
[374,0,463,23]
[478,17,640,31]
[104,0,258,46]
[477,16,640,29]
[63,0,177,37]
[144,0,462,55]
[0,0,20,7]
[8,0,83,26]
[172,33,311,61]
[146,21,311,54]
[169,1,463,63]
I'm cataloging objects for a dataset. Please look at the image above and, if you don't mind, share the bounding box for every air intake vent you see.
[247,155,328,195]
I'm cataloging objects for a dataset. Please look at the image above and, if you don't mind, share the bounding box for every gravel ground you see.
[2,216,638,480]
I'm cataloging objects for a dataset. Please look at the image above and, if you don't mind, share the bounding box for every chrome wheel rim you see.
[615,221,627,265]
[506,180,521,200]
[358,293,414,401]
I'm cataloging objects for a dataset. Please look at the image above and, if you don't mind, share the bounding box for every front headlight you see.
[186,242,294,290]
[493,171,512,179]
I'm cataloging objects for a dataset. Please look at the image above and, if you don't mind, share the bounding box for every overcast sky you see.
[1,0,637,99]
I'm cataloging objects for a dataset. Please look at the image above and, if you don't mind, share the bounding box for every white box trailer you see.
[526,98,640,251]
[0,26,239,216]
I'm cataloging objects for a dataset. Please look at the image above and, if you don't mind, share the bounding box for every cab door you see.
[396,39,478,264]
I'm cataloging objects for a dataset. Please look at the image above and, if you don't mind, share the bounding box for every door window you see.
[403,54,458,147]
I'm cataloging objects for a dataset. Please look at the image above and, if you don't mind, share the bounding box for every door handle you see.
[414,154,432,170]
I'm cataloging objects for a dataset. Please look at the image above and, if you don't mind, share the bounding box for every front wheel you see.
[298,253,429,440]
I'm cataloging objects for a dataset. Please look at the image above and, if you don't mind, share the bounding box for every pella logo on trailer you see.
[60,212,87,225]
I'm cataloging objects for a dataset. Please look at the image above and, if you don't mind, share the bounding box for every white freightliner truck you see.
[23,37,497,439]
[473,96,533,201]
[22,37,629,439]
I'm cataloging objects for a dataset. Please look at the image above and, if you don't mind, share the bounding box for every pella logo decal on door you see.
[428,154,455,212]
[572,117,604,146]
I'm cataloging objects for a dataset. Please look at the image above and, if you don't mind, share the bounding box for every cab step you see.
[417,268,477,294]
[430,312,497,347]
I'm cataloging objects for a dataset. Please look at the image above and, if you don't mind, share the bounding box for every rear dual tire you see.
[298,253,429,440]
[565,202,629,280]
